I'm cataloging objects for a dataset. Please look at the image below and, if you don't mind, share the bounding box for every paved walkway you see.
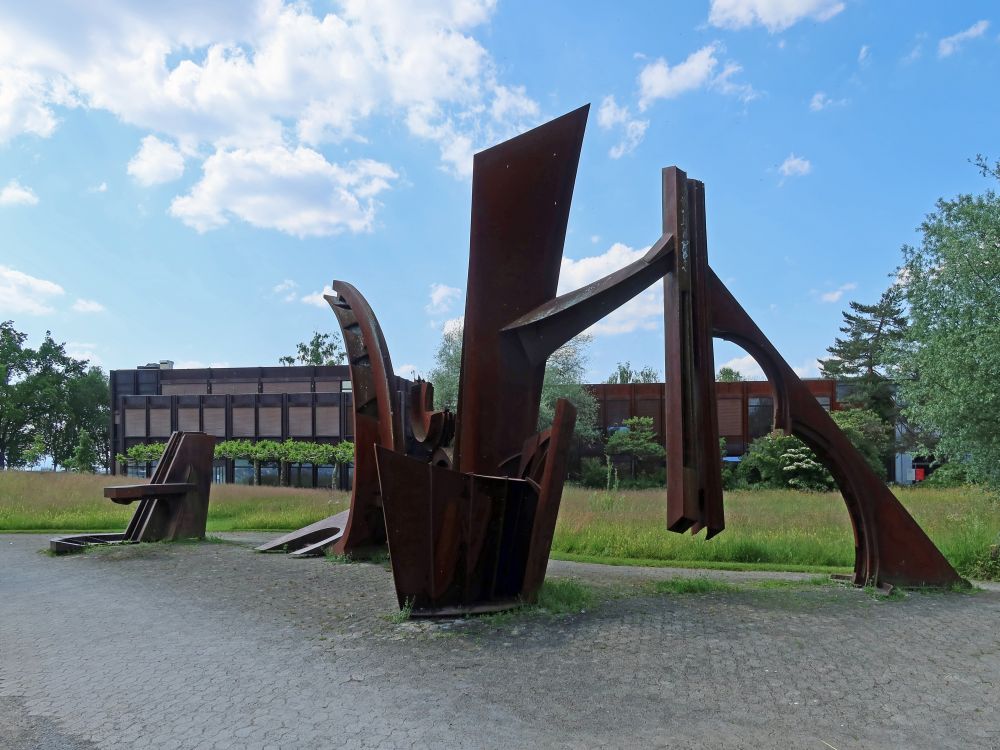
[2,533,998,749]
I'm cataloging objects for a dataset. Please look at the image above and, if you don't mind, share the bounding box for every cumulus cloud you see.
[72,298,106,313]
[597,95,648,158]
[0,67,61,144]
[88,181,108,193]
[809,92,846,112]
[301,284,335,308]
[938,20,989,58]
[169,147,397,236]
[718,353,765,380]
[0,264,64,315]
[708,0,844,32]
[638,44,720,111]
[127,135,185,186]
[65,342,103,366]
[0,179,39,206]
[273,279,298,302]
[819,282,857,303]
[425,283,462,315]
[0,1,543,232]
[778,153,811,183]
[558,243,662,335]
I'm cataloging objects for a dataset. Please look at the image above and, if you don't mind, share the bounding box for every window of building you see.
[289,463,314,488]
[816,396,831,412]
[212,460,227,484]
[234,459,254,485]
[748,396,774,439]
[258,461,280,487]
[317,464,335,489]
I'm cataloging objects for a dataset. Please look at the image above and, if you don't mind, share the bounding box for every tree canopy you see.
[0,322,109,470]
[605,361,660,384]
[891,161,1000,487]
[819,285,907,424]
[279,331,346,366]
[716,366,745,382]
[428,322,599,441]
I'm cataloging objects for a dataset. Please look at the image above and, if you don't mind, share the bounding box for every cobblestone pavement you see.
[3,533,999,750]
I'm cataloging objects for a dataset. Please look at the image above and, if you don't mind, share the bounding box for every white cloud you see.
[809,91,846,112]
[858,45,870,65]
[792,359,822,378]
[273,279,298,302]
[72,298,105,313]
[66,342,103,366]
[558,243,662,335]
[901,34,926,64]
[938,20,989,58]
[0,264,64,315]
[819,282,857,303]
[425,283,462,315]
[708,0,844,32]
[0,1,541,230]
[638,44,720,110]
[301,285,335,308]
[127,135,185,186]
[396,362,420,379]
[711,62,759,103]
[718,353,765,380]
[88,181,108,193]
[169,147,397,237]
[778,153,811,183]
[0,179,39,206]
[597,95,648,158]
[0,67,60,145]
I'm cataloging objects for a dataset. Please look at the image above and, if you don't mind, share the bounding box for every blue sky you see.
[2,0,998,382]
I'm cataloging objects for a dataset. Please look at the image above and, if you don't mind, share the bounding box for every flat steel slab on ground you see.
[2,533,998,750]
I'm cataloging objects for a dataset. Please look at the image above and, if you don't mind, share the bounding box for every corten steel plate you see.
[707,270,964,587]
[662,168,724,538]
[257,281,402,558]
[454,104,589,476]
[376,446,541,616]
[51,431,214,553]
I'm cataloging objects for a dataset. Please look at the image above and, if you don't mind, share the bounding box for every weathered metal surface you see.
[257,281,402,558]
[50,431,214,553]
[454,104,589,476]
[662,169,724,538]
[707,269,963,587]
[408,380,455,455]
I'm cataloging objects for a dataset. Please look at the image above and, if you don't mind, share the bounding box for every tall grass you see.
[0,471,348,532]
[2,471,997,579]
[553,485,999,579]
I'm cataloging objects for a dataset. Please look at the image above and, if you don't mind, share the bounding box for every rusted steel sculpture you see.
[661,167,961,588]
[266,104,959,612]
[257,281,405,558]
[50,431,214,553]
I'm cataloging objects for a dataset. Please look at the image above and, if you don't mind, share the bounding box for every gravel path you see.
[2,532,998,749]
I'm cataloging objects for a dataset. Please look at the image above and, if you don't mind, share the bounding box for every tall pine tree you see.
[818,284,907,425]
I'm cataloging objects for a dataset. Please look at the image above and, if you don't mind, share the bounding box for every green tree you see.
[0,321,36,469]
[716,366,745,382]
[65,432,100,473]
[428,323,462,412]
[428,323,599,441]
[279,331,346,366]
[605,416,665,480]
[892,160,1000,488]
[819,285,907,425]
[605,361,660,384]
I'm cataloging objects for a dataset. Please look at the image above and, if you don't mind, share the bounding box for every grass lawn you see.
[0,471,349,533]
[2,471,997,579]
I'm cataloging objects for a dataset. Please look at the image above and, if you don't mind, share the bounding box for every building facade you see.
[585,379,840,457]
[109,362,409,489]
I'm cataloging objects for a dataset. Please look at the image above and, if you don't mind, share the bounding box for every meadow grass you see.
[552,484,999,580]
[0,471,349,533]
[2,471,997,579]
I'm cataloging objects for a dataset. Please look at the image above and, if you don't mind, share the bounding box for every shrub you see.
[924,461,973,487]
[579,457,607,489]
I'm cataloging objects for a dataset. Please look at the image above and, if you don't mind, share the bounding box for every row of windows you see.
[123,460,352,489]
